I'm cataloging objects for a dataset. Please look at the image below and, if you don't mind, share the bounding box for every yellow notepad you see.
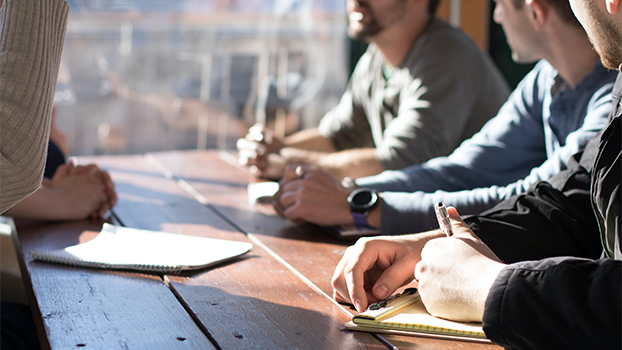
[30,223,252,274]
[346,288,488,341]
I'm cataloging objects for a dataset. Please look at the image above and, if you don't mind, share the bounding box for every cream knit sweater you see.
[0,0,69,213]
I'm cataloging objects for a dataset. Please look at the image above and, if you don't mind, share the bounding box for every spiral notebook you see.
[346,288,488,342]
[30,224,252,274]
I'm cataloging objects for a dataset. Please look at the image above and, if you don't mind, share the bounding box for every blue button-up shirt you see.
[355,60,616,234]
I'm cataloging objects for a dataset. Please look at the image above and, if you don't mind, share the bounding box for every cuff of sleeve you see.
[482,266,513,346]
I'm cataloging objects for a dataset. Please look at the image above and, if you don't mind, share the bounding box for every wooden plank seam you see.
[143,153,355,319]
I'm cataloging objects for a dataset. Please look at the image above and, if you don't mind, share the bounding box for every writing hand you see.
[273,164,352,226]
[237,124,286,180]
[331,232,440,312]
[415,207,506,322]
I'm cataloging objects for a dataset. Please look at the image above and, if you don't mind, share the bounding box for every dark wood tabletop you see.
[12,150,503,350]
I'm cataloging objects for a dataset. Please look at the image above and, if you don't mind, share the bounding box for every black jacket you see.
[466,73,622,350]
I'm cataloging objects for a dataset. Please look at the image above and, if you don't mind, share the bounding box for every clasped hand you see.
[237,124,286,180]
[48,162,117,220]
[332,207,506,322]
[272,164,352,226]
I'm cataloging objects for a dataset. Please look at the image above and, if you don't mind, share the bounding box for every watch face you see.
[348,188,378,213]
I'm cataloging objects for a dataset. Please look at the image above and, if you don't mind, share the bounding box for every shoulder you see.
[406,19,485,65]
[349,45,383,81]
[401,19,499,79]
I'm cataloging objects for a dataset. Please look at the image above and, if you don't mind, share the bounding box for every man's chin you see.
[510,54,537,65]
[347,24,381,42]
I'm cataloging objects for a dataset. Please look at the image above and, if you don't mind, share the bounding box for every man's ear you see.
[525,0,547,29]
[607,0,619,15]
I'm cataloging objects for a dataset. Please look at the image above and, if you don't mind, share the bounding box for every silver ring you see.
[295,165,304,179]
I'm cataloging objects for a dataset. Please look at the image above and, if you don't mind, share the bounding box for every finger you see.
[332,247,357,304]
[249,165,259,176]
[333,288,350,305]
[236,137,250,151]
[238,155,250,166]
[272,197,286,217]
[271,185,287,216]
[251,153,269,171]
[99,171,117,207]
[238,138,262,153]
[248,123,266,142]
[67,157,78,166]
[98,203,110,219]
[345,263,370,312]
[54,162,74,177]
[342,244,380,312]
[282,164,304,183]
[282,198,304,222]
[84,164,100,177]
[240,149,267,167]
[277,183,302,210]
[371,257,419,300]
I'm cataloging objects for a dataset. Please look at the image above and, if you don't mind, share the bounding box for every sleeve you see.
[317,51,374,150]
[483,258,621,350]
[379,186,511,235]
[373,79,613,235]
[464,135,620,349]
[356,63,550,194]
[0,0,69,213]
[463,147,603,263]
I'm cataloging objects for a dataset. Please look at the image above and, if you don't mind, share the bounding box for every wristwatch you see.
[347,188,378,229]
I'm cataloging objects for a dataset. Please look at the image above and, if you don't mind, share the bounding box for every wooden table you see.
[13,150,503,350]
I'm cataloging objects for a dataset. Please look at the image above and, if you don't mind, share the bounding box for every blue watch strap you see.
[352,212,369,230]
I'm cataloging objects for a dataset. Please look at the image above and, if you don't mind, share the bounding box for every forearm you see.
[281,147,385,179]
[283,128,336,152]
[0,0,69,213]
[378,185,522,235]
[4,186,72,220]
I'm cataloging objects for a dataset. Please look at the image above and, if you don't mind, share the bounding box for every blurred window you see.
[56,0,348,155]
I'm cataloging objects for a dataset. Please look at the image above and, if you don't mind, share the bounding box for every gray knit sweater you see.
[0,0,69,213]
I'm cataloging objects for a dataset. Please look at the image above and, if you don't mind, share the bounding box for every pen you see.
[434,202,453,237]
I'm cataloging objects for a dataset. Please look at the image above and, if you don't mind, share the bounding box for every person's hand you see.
[48,163,117,220]
[273,164,352,226]
[415,207,506,322]
[331,232,441,312]
[237,124,286,180]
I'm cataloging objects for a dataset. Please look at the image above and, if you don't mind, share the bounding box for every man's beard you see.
[347,0,408,41]
[347,11,384,40]
[584,0,622,70]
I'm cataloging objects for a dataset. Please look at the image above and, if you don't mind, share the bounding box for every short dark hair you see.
[510,0,580,26]
[428,0,441,15]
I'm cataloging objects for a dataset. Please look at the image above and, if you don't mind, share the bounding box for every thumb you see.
[447,207,501,261]
[371,256,418,300]
[446,207,472,237]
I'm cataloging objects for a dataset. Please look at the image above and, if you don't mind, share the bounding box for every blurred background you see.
[55,0,533,156]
